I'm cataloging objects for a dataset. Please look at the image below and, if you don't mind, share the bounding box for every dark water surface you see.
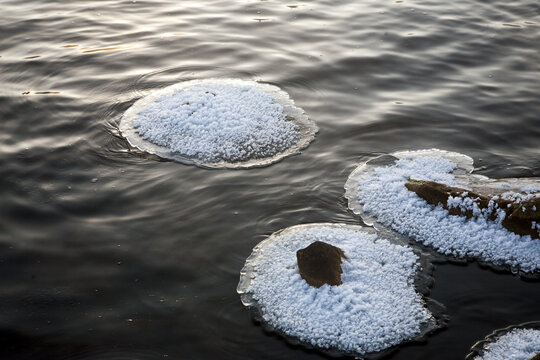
[1,0,539,359]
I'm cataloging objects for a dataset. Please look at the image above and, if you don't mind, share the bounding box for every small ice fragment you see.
[523,185,540,194]
[470,326,540,360]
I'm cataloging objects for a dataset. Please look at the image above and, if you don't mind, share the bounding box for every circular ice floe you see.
[237,223,438,357]
[466,322,540,360]
[119,78,318,168]
[344,149,540,275]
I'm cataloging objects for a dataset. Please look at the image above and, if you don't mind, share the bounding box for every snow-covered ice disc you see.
[119,78,318,169]
[237,223,440,358]
[344,149,540,275]
[466,322,540,360]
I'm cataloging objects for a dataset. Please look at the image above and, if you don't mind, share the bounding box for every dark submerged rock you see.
[296,241,345,288]
[405,181,540,239]
[531,353,540,360]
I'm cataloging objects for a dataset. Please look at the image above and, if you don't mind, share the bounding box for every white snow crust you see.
[237,224,434,355]
[119,79,317,168]
[344,149,540,274]
[474,328,540,360]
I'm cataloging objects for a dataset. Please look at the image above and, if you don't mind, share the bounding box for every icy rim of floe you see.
[344,149,540,277]
[465,322,540,360]
[118,78,318,169]
[237,223,444,359]
[345,149,474,229]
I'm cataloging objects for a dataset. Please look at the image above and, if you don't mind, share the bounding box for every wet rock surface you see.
[531,353,540,360]
[405,181,540,239]
[503,199,540,239]
[405,181,492,218]
[296,241,346,287]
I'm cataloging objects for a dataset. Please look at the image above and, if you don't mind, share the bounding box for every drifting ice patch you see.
[237,223,437,357]
[344,149,540,275]
[466,323,540,360]
[119,79,317,168]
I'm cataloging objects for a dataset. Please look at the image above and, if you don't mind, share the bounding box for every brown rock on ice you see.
[296,241,345,288]
[405,180,540,239]
[502,198,540,239]
[530,353,540,360]
[404,181,491,218]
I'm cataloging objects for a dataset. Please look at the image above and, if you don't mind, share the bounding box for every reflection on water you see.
[81,46,131,53]
[0,0,539,359]
[22,91,61,95]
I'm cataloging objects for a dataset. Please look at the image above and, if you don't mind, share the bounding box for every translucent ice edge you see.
[344,149,540,276]
[466,322,540,360]
[119,78,318,169]
[237,223,441,358]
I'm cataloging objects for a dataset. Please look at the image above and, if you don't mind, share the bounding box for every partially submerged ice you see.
[237,223,438,357]
[119,79,318,168]
[344,149,540,275]
[466,323,540,360]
